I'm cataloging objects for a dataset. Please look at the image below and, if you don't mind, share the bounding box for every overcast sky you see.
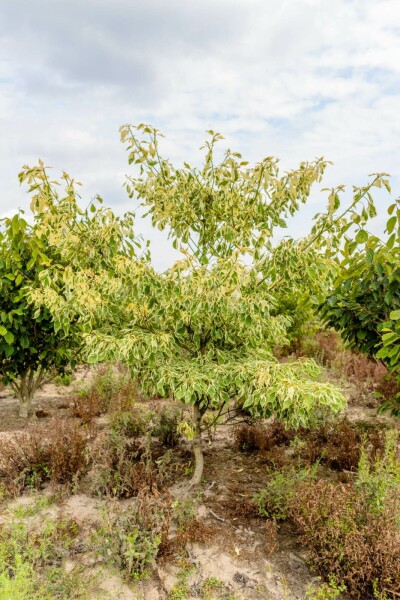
[1,0,399,269]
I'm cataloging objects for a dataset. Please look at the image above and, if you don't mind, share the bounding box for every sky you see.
[1,0,399,269]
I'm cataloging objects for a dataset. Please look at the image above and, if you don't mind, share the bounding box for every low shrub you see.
[233,420,295,454]
[89,430,173,498]
[291,480,400,599]
[296,418,386,472]
[298,330,343,365]
[153,406,182,447]
[110,407,151,438]
[0,419,89,494]
[94,493,172,579]
[71,363,137,422]
[254,463,319,521]
[71,393,104,424]
[356,429,400,512]
[299,419,362,471]
[257,430,400,598]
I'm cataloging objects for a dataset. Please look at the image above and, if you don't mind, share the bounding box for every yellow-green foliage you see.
[18,126,392,478]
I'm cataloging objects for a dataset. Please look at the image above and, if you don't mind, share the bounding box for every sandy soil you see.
[0,367,398,599]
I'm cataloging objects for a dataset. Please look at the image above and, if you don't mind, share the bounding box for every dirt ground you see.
[0,368,398,600]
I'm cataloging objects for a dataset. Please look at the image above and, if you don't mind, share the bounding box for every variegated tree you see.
[25,126,390,484]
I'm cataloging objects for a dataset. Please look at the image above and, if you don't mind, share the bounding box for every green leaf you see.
[382,332,399,344]
[365,248,374,264]
[4,331,14,345]
[355,229,368,244]
[386,216,397,234]
[20,336,29,349]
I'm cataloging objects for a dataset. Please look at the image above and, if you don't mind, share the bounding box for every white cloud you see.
[0,0,399,268]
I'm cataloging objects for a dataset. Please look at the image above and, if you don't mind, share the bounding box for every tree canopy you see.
[322,197,400,415]
[0,206,83,416]
[19,126,393,481]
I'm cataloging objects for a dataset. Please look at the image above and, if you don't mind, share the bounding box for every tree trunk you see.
[16,371,33,418]
[190,403,204,486]
[13,368,45,418]
[19,398,31,418]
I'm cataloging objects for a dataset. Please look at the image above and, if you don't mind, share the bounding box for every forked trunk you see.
[190,403,204,486]
[16,371,34,418]
[12,367,46,418]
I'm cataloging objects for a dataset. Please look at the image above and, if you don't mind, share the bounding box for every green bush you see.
[257,430,400,598]
[110,407,151,438]
[94,494,172,579]
[356,429,400,512]
[321,200,400,416]
[254,463,318,521]
[153,406,182,447]
[0,514,87,599]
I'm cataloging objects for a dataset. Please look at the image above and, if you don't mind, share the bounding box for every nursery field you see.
[1,124,400,599]
[0,337,399,600]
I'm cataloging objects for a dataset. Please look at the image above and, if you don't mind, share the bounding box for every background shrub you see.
[152,405,182,447]
[0,418,89,493]
[89,430,172,498]
[233,420,295,454]
[94,493,172,579]
[71,363,137,423]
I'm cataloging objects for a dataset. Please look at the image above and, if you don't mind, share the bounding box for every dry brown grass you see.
[291,480,400,599]
[89,428,174,499]
[0,418,90,494]
[233,420,295,454]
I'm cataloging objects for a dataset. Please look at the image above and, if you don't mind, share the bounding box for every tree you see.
[25,126,391,483]
[0,210,83,417]
[1,164,138,418]
[322,197,400,414]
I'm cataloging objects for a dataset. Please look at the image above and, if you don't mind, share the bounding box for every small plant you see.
[356,429,400,512]
[54,371,73,386]
[305,576,346,599]
[168,560,195,600]
[94,494,172,579]
[173,498,197,530]
[168,582,191,600]
[90,429,172,498]
[0,418,89,494]
[201,576,223,599]
[254,463,319,521]
[153,405,182,447]
[157,497,208,557]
